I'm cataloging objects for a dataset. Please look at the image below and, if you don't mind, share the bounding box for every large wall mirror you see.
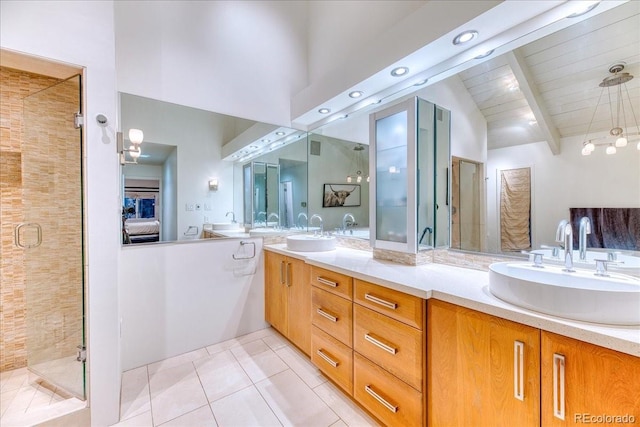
[119,92,305,244]
[446,1,640,257]
[310,1,639,258]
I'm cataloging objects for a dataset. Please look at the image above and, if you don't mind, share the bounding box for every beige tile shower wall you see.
[0,67,77,372]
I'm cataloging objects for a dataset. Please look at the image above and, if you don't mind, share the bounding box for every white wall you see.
[119,238,267,370]
[0,1,120,425]
[486,136,640,253]
[114,1,308,127]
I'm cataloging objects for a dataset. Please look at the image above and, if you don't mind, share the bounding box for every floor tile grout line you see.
[145,364,156,427]
[254,342,342,427]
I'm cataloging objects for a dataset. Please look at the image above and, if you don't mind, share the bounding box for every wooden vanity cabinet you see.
[310,266,355,394]
[427,299,540,427]
[541,331,640,426]
[264,251,310,355]
[353,279,426,426]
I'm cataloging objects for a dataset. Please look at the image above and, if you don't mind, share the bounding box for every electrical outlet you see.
[195,203,202,211]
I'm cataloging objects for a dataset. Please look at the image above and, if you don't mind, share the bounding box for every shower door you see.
[20,75,85,399]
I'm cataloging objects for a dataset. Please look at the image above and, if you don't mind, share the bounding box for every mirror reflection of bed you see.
[122,178,161,243]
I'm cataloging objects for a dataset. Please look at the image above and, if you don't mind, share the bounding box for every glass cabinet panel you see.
[375,110,408,243]
[370,96,450,254]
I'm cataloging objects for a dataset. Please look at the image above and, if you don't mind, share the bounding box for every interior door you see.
[21,74,85,399]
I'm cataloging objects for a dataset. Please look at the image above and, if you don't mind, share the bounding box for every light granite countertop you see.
[265,244,640,358]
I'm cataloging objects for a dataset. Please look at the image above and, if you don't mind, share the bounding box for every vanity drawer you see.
[311,326,353,395]
[353,304,423,391]
[311,266,353,300]
[354,353,422,427]
[311,287,353,346]
[354,279,424,329]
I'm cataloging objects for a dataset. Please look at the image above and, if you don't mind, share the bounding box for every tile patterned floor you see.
[111,327,380,427]
[0,367,85,427]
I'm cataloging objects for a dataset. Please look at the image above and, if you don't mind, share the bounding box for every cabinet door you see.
[287,257,311,355]
[264,251,287,334]
[428,300,540,427]
[541,331,640,426]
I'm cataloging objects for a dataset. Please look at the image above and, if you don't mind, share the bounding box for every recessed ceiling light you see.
[391,67,409,77]
[566,1,599,18]
[275,131,285,136]
[413,79,428,86]
[453,30,478,45]
[260,139,270,143]
[349,91,364,98]
[474,49,494,59]
[318,108,331,114]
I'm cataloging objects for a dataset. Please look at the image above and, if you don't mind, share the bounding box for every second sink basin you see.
[489,262,640,325]
[286,234,336,252]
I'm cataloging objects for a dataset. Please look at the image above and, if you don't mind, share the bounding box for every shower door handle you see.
[14,223,42,249]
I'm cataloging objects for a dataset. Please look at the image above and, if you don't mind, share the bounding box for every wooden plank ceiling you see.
[458,2,640,152]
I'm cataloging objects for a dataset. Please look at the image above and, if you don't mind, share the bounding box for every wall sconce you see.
[117,128,144,165]
[209,179,219,191]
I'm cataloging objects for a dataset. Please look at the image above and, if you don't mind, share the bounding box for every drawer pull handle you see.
[364,333,397,355]
[316,349,339,368]
[316,308,338,322]
[364,385,397,413]
[553,353,565,420]
[514,340,524,401]
[317,276,338,287]
[364,293,397,310]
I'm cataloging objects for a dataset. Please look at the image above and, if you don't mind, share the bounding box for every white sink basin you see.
[489,262,640,325]
[211,222,242,231]
[286,234,336,252]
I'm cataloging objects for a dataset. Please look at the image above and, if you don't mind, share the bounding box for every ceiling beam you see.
[507,49,561,155]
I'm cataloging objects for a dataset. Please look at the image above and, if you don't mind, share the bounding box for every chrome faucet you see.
[226,211,236,223]
[342,213,355,234]
[578,217,591,261]
[309,214,323,235]
[297,212,308,229]
[256,211,267,225]
[267,212,279,229]
[555,219,574,272]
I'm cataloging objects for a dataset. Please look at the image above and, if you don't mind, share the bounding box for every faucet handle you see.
[521,251,544,268]
[594,259,623,277]
[540,245,561,258]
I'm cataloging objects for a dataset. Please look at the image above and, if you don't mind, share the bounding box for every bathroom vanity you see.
[263,245,640,427]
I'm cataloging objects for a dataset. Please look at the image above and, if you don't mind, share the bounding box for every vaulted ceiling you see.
[458,1,640,152]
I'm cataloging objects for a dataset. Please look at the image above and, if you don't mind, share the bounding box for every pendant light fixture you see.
[346,143,369,183]
[581,63,640,155]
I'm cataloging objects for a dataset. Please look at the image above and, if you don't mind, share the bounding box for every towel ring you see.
[232,241,256,260]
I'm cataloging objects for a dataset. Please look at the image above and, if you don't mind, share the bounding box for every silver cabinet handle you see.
[280,260,286,285]
[316,276,338,287]
[316,349,339,368]
[514,340,524,401]
[553,353,565,420]
[14,223,42,249]
[364,293,397,310]
[364,333,397,355]
[364,385,397,413]
[316,308,337,322]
